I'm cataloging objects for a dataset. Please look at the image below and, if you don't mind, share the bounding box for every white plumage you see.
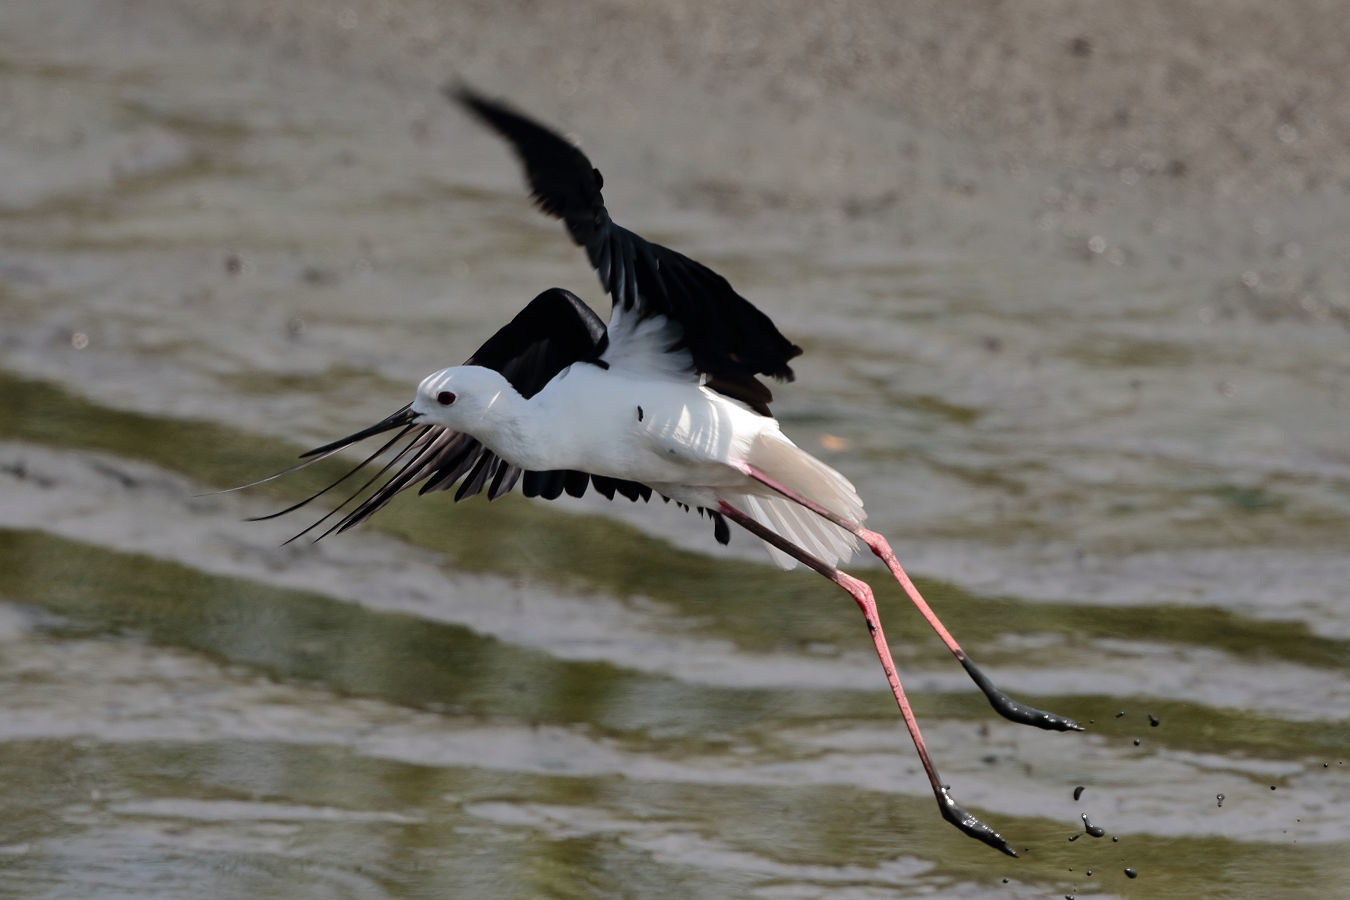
[413,349,863,570]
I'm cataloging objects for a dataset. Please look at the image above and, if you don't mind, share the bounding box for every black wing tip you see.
[443,79,493,116]
[758,338,804,382]
[445,80,539,138]
[754,340,803,383]
[445,80,606,243]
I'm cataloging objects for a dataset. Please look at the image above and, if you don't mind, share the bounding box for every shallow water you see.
[2,3,1349,898]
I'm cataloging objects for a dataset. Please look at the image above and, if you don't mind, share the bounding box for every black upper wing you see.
[451,85,801,415]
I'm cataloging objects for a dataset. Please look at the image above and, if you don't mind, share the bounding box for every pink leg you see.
[718,501,1017,856]
[739,464,1080,733]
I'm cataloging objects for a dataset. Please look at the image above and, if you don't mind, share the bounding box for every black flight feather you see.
[450,84,801,412]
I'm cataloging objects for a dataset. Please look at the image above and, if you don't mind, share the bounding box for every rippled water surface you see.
[2,4,1348,898]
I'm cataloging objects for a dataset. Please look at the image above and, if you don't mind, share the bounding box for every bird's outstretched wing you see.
[451,85,801,416]
[244,288,730,544]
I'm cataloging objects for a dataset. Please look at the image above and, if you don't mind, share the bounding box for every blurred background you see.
[2,1,1348,897]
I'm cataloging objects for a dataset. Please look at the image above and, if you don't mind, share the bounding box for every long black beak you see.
[298,405,421,458]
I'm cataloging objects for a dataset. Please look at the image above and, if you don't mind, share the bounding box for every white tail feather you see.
[727,433,864,571]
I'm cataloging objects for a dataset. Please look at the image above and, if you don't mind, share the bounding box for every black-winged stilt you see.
[239,87,1082,855]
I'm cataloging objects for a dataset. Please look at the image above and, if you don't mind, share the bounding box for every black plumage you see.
[451,84,801,414]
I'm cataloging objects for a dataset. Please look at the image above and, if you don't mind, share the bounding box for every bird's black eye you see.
[437,391,456,406]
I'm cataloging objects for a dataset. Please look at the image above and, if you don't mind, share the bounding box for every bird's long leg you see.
[717,500,1017,857]
[737,464,1080,733]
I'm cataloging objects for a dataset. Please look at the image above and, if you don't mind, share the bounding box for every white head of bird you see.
[412,365,520,436]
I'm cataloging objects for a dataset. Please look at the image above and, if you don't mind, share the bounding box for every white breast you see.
[528,363,768,488]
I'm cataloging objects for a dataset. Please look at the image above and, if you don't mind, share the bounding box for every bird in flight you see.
[236,85,1082,855]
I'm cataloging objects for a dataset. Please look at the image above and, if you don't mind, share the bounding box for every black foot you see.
[960,657,1083,731]
[936,785,1017,857]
